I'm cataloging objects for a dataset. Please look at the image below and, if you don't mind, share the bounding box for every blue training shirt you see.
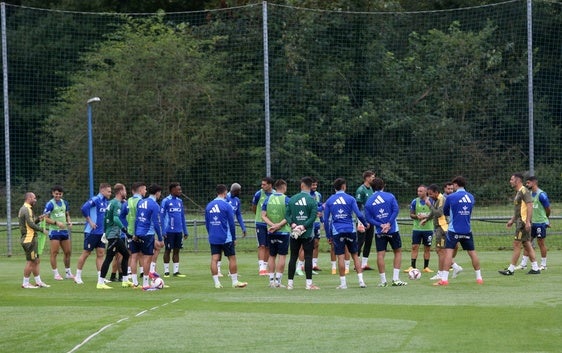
[323,190,367,239]
[206,197,236,244]
[160,195,188,235]
[227,192,247,232]
[135,195,163,241]
[443,187,474,234]
[364,190,400,234]
[81,193,109,235]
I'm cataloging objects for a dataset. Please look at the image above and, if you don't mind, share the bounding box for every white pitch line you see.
[67,299,180,353]
[135,310,148,317]
[66,322,116,353]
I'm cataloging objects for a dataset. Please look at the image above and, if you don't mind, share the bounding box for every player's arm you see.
[227,207,236,242]
[443,197,451,217]
[409,199,417,220]
[43,202,57,227]
[261,209,273,227]
[541,193,551,220]
[64,200,73,228]
[251,191,259,213]
[352,201,368,228]
[235,201,247,236]
[525,201,533,228]
[426,198,442,221]
[81,198,97,229]
[285,203,296,228]
[322,202,331,235]
[152,204,163,241]
[387,198,400,232]
[25,209,45,233]
[180,202,189,238]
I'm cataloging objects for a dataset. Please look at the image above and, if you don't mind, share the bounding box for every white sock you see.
[306,279,312,287]
[217,261,222,274]
[379,273,387,283]
[276,272,283,283]
[541,257,547,267]
[312,258,318,267]
[297,260,304,269]
[362,257,368,267]
[520,256,529,266]
[65,268,73,276]
[131,274,138,286]
[75,269,82,279]
[452,262,461,270]
[392,268,400,281]
[53,269,59,276]
[357,273,364,283]
[142,275,149,287]
[97,276,105,285]
[150,262,156,273]
[34,275,43,284]
[23,277,30,285]
[122,275,129,282]
[213,275,220,285]
[230,273,239,284]
[531,261,539,271]
[340,276,347,287]
[163,263,170,273]
[475,270,482,280]
[173,263,180,273]
[331,261,336,270]
[344,260,350,270]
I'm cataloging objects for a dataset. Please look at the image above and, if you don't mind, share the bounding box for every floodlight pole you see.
[87,97,100,198]
[526,0,534,176]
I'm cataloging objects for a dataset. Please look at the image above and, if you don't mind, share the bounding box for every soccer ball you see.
[151,277,164,289]
[408,268,421,280]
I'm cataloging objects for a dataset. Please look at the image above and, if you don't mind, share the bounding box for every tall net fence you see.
[2,0,562,254]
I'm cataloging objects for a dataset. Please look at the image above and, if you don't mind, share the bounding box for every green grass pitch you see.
[1,248,561,353]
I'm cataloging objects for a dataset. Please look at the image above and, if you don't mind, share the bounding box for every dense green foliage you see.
[2,0,562,214]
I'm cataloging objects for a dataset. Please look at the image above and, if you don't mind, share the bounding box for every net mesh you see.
[2,1,562,253]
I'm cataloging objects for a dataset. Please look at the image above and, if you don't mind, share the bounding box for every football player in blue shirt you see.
[251,177,274,275]
[364,177,407,287]
[206,184,247,289]
[74,183,111,284]
[323,178,369,289]
[438,176,483,286]
[218,183,247,277]
[161,182,189,278]
[132,184,164,289]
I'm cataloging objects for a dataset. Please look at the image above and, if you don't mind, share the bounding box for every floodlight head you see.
[87,97,101,104]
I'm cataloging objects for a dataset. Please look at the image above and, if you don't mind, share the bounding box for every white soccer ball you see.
[408,268,421,280]
[151,277,164,289]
